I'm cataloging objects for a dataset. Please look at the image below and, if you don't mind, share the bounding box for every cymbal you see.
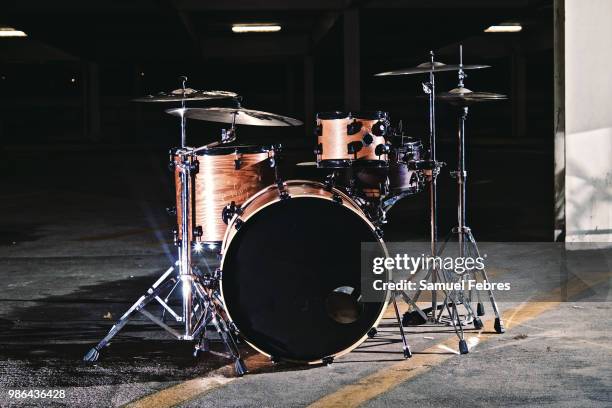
[435,87,507,105]
[375,62,489,76]
[132,88,238,102]
[166,107,303,127]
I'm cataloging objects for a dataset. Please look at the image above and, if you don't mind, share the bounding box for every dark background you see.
[0,0,554,242]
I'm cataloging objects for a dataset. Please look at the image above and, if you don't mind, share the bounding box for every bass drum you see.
[220,180,389,363]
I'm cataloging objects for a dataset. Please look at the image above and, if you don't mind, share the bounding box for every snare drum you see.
[315,111,390,168]
[172,145,274,248]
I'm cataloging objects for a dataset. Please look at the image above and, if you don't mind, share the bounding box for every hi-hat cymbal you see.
[436,87,507,105]
[375,62,490,76]
[132,89,238,102]
[166,107,303,127]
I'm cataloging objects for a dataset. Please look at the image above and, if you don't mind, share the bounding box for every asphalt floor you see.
[0,147,609,407]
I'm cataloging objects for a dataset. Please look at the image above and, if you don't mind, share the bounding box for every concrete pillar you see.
[511,44,527,139]
[554,0,565,241]
[82,62,101,141]
[303,55,314,138]
[343,8,360,112]
[557,0,612,243]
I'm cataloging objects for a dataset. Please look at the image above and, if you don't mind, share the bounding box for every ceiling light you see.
[0,27,27,37]
[232,24,281,33]
[484,25,522,33]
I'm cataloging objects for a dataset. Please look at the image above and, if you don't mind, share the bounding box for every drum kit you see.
[84,46,507,374]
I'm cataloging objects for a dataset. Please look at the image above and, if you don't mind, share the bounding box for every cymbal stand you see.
[84,84,248,374]
[180,76,188,147]
[398,51,447,323]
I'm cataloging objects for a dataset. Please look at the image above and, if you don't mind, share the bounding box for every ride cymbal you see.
[165,107,303,127]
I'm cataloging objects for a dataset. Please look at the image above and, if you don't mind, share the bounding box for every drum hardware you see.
[85,149,248,373]
[431,48,506,338]
[375,50,447,322]
[85,87,250,375]
[376,47,505,353]
[397,47,506,353]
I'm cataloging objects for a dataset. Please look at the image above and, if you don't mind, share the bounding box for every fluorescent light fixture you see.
[0,27,27,37]
[232,24,281,33]
[484,25,522,33]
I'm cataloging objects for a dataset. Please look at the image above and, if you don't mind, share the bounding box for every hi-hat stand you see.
[83,78,247,376]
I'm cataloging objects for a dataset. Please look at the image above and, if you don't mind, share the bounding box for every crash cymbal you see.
[132,89,238,102]
[165,107,303,127]
[375,62,490,76]
[435,87,507,105]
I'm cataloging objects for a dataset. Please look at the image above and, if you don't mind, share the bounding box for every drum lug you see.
[322,356,334,366]
[324,172,336,191]
[375,227,384,239]
[332,193,342,204]
[277,181,291,200]
[374,143,390,157]
[347,120,362,135]
[193,226,203,238]
[347,141,363,156]
[189,159,199,174]
[371,120,387,136]
[222,201,240,224]
[166,206,176,216]
[234,218,244,230]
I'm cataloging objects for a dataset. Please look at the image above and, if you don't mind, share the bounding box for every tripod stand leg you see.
[392,293,412,358]
[83,269,178,362]
[193,281,247,376]
[193,303,213,357]
[466,231,505,333]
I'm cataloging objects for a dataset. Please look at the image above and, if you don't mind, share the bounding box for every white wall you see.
[563,0,612,242]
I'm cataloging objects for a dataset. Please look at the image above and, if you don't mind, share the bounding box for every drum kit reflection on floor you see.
[84,46,507,375]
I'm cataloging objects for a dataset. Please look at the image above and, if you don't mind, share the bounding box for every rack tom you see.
[315,111,390,168]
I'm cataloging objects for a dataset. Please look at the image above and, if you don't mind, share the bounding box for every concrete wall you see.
[561,0,612,242]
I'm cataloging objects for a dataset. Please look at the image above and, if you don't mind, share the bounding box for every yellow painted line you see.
[307,301,559,408]
[307,273,609,408]
[123,354,271,408]
[126,271,608,408]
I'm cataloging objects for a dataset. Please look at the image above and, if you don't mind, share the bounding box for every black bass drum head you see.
[221,196,388,363]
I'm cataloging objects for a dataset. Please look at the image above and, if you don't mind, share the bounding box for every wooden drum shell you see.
[316,112,389,166]
[174,147,273,244]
